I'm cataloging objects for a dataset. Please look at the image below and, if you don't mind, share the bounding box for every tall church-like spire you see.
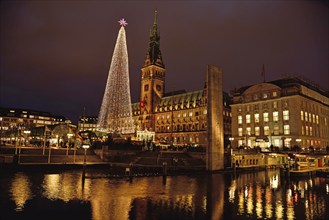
[140,11,166,131]
[143,10,164,68]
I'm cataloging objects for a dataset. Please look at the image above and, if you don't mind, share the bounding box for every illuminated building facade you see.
[129,11,232,147]
[78,116,98,132]
[0,107,71,129]
[0,107,73,144]
[231,78,329,150]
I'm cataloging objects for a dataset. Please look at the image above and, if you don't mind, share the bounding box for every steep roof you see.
[142,10,165,68]
[232,77,329,98]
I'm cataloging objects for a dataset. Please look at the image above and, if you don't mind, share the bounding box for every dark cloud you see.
[1,1,328,123]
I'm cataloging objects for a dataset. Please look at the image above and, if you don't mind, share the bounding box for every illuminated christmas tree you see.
[97,18,134,133]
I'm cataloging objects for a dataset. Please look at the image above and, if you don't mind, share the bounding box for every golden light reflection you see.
[246,185,253,215]
[300,188,305,199]
[43,174,60,200]
[265,187,273,218]
[5,170,328,219]
[238,189,244,214]
[202,196,207,213]
[270,174,279,189]
[287,189,292,205]
[286,189,295,220]
[255,185,262,219]
[308,179,313,188]
[9,173,33,211]
[275,201,284,220]
[244,185,248,198]
[228,180,236,203]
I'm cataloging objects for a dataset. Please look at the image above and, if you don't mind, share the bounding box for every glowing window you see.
[238,128,243,137]
[305,112,308,122]
[263,112,269,122]
[273,111,279,122]
[238,115,243,124]
[284,125,290,135]
[301,111,304,121]
[246,127,251,136]
[264,126,270,136]
[274,125,279,135]
[310,127,313,136]
[283,110,289,121]
[254,113,259,123]
[246,114,251,124]
[255,127,260,136]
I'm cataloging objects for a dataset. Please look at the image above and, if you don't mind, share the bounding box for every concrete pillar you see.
[206,65,224,171]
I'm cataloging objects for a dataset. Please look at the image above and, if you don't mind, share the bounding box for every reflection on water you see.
[2,169,329,219]
[9,172,33,211]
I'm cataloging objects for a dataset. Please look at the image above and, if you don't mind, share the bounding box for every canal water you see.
[0,168,328,220]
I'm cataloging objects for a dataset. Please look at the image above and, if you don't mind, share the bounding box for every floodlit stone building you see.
[230,78,329,150]
[78,116,98,132]
[129,12,231,147]
[0,107,73,144]
[0,107,71,129]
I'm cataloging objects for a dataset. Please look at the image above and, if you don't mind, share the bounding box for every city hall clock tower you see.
[140,10,165,131]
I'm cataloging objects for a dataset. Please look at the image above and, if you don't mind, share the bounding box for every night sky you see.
[1,1,328,123]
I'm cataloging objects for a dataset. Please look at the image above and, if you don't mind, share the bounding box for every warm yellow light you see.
[82,144,90,149]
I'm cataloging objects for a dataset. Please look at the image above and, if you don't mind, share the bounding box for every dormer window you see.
[253,94,258,100]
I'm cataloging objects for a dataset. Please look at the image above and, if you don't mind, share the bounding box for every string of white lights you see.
[97,22,134,133]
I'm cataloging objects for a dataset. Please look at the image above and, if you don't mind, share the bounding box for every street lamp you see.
[67,133,73,155]
[14,126,20,155]
[82,144,90,181]
[229,137,234,148]
[23,130,31,146]
[82,144,90,165]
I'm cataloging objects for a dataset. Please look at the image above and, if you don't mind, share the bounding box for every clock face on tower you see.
[156,85,162,91]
